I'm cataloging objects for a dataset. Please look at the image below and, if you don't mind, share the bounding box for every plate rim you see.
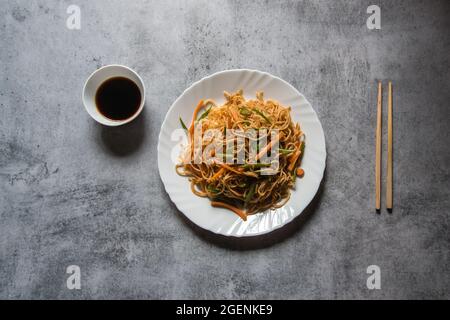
[157,68,326,237]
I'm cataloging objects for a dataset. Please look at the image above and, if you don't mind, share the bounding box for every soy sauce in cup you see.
[95,76,142,121]
[83,65,145,126]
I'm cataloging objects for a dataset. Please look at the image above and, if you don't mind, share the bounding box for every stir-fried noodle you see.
[176,90,305,220]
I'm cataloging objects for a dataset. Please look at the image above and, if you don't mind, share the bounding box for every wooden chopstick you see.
[386,81,393,210]
[375,81,382,210]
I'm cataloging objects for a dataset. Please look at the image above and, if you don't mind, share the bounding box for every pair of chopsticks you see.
[375,81,393,211]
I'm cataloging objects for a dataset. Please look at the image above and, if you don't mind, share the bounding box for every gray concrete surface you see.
[1,0,449,299]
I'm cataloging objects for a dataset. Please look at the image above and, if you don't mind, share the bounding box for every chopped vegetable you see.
[206,184,220,193]
[197,105,212,121]
[208,167,226,182]
[219,163,244,175]
[255,133,282,161]
[230,108,240,122]
[179,117,188,131]
[254,108,272,124]
[287,150,301,172]
[296,168,305,177]
[244,183,256,208]
[300,142,305,158]
[279,148,294,154]
[189,100,204,136]
[292,170,297,183]
[211,201,248,221]
[287,142,304,172]
[239,107,252,117]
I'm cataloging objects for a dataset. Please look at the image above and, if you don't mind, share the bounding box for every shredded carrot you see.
[219,163,243,174]
[255,133,282,161]
[296,168,305,177]
[211,201,248,221]
[213,161,258,178]
[230,108,240,122]
[208,167,225,182]
[189,100,205,136]
[288,149,301,171]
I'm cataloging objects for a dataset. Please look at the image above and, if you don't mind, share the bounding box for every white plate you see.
[158,69,326,237]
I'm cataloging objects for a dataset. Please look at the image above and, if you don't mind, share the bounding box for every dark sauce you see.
[95,77,141,121]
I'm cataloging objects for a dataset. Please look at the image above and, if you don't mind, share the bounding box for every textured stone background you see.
[1,0,449,299]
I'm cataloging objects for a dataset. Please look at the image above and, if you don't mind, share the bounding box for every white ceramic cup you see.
[82,64,145,126]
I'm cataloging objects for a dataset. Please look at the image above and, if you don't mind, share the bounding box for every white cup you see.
[82,64,145,126]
